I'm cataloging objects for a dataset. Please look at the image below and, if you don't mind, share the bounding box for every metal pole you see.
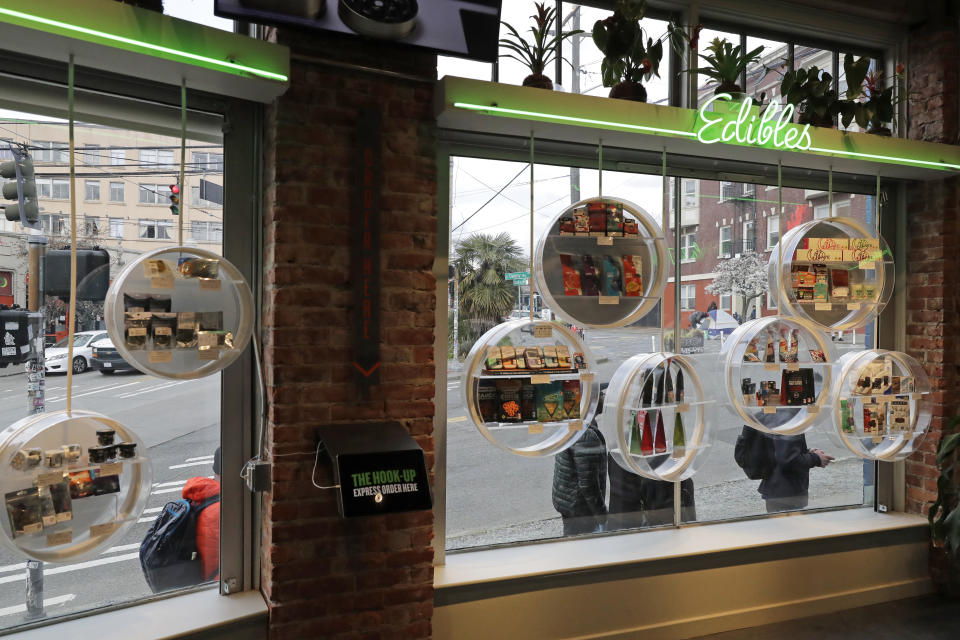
[672,156,682,528]
[453,266,459,360]
[568,9,581,203]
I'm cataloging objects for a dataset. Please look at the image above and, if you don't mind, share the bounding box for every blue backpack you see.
[139,496,219,593]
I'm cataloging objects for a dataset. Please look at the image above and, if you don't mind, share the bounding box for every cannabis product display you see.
[177,257,220,279]
[558,253,644,299]
[557,202,639,238]
[96,428,116,446]
[672,413,686,458]
[5,488,43,537]
[482,345,582,374]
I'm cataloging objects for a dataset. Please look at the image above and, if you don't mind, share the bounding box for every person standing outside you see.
[181,447,221,581]
[759,434,833,513]
[552,388,608,536]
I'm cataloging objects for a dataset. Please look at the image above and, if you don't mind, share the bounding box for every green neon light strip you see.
[454,102,960,172]
[0,7,288,82]
[454,102,698,138]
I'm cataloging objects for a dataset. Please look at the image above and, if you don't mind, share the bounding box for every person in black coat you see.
[608,458,696,529]
[551,388,608,536]
[759,433,833,513]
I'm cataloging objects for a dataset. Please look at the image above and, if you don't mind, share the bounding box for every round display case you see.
[105,247,254,380]
[462,319,599,457]
[828,349,931,461]
[719,316,836,435]
[534,197,668,328]
[601,352,711,482]
[768,216,893,331]
[0,410,151,562]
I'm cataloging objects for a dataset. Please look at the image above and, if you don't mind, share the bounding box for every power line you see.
[451,165,527,233]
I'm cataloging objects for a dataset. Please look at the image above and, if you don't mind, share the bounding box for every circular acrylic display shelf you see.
[0,410,151,562]
[601,352,711,482]
[720,316,836,435]
[462,319,599,457]
[534,197,668,328]
[768,216,893,331]
[829,349,931,461]
[105,246,254,380]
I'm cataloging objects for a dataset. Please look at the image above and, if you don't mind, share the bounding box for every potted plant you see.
[499,2,583,90]
[929,417,960,596]
[836,54,905,135]
[592,0,689,102]
[780,65,839,128]
[686,37,764,98]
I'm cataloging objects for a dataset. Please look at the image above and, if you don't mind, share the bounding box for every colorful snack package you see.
[497,379,523,423]
[536,381,564,422]
[623,217,639,238]
[515,348,527,370]
[485,347,502,371]
[605,203,624,236]
[809,349,826,363]
[602,255,623,296]
[562,380,581,419]
[764,329,776,363]
[588,202,606,234]
[558,217,575,235]
[890,396,911,432]
[743,337,761,362]
[520,383,537,421]
[477,380,499,423]
[501,346,517,370]
[830,268,850,299]
[525,347,543,369]
[840,399,854,433]
[560,254,583,296]
[580,255,602,296]
[542,346,559,368]
[573,207,589,235]
[556,345,572,369]
[622,255,643,297]
[573,352,586,369]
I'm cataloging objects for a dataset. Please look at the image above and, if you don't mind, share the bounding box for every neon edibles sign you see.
[696,94,812,151]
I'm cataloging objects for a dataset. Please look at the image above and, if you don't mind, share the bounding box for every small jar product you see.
[117,442,137,459]
[102,444,118,461]
[124,312,152,350]
[45,449,65,469]
[151,312,177,350]
[88,446,110,464]
[11,447,42,471]
[96,428,116,446]
[62,444,82,464]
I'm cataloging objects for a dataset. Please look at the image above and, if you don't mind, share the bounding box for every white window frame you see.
[82,144,100,165]
[109,217,124,238]
[138,218,172,239]
[720,293,733,311]
[683,179,697,209]
[766,216,780,250]
[719,225,732,257]
[680,284,697,311]
[51,178,70,199]
[743,220,756,252]
[109,181,125,203]
[680,230,697,262]
[84,180,100,201]
[109,148,126,165]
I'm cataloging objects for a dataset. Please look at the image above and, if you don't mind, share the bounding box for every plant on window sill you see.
[683,37,765,101]
[929,416,960,597]
[499,2,582,90]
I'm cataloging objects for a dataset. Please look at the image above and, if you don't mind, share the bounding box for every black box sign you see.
[337,450,431,518]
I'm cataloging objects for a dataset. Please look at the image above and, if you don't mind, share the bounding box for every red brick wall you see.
[261,30,437,639]
[903,20,960,514]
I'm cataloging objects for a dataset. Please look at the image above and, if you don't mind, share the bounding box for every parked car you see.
[89,337,137,374]
[44,330,110,374]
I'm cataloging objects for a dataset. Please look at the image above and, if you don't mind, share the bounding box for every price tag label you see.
[530,374,551,385]
[596,236,614,246]
[128,327,147,337]
[198,278,222,290]
[528,423,544,434]
[786,362,800,371]
[99,462,123,476]
[150,273,175,289]
[580,372,595,383]
[90,522,119,537]
[807,405,819,414]
[4,322,18,330]
[533,325,552,338]
[46,530,72,546]
[814,303,832,311]
[148,351,173,363]
[198,349,220,361]
[858,261,877,270]
[598,296,620,305]
[37,472,63,486]
[872,435,883,444]
[154,326,172,336]
[847,303,861,311]
[677,403,691,413]
[763,407,777,414]
[567,420,583,432]
[764,363,779,371]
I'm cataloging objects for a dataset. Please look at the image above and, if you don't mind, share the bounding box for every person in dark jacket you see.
[181,447,221,581]
[759,433,833,513]
[552,388,608,536]
[608,462,696,529]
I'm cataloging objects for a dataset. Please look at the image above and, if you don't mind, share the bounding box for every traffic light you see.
[168,183,180,216]
[0,145,38,227]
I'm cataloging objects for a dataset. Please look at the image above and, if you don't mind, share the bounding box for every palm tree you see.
[451,232,526,356]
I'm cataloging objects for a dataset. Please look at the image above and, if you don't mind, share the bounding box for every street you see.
[446,326,870,549]
[0,369,219,630]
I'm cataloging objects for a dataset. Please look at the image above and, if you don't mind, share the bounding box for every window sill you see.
[435,509,927,595]
[13,588,266,640]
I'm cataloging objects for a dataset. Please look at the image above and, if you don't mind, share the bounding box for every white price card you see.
[814,303,832,311]
[46,530,72,546]
[847,303,861,310]
[99,462,123,476]
[858,261,877,270]
[90,522,119,537]
[198,278,222,291]
[764,363,779,371]
[567,420,583,432]
[598,296,620,305]
[530,374,551,385]
[763,407,777,414]
[533,325,552,338]
[148,351,173,363]
[37,472,63,486]
[580,372,595,383]
[4,322,17,330]
[786,362,800,371]
[150,273,175,289]
[528,423,544,434]
[198,349,220,361]
[677,403,691,413]
[596,236,614,246]
[807,405,819,414]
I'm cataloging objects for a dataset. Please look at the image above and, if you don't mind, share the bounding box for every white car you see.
[44,330,110,374]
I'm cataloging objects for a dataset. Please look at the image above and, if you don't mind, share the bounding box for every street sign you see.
[505,272,530,280]
[512,278,529,286]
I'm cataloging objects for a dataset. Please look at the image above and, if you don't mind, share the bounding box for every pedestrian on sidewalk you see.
[552,386,608,536]
[760,433,833,513]
[181,447,221,580]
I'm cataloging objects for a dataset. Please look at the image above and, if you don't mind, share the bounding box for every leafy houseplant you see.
[687,37,764,96]
[592,0,687,102]
[780,65,839,128]
[836,54,904,135]
[929,418,960,596]
[499,3,583,91]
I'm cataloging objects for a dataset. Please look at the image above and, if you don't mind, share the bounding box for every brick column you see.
[261,30,437,639]
[903,21,960,514]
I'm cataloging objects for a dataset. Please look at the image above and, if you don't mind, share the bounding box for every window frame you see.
[718,224,732,257]
[84,180,100,201]
[743,220,755,252]
[109,181,125,203]
[109,147,126,165]
[680,283,697,311]
[766,216,780,250]
[108,216,124,238]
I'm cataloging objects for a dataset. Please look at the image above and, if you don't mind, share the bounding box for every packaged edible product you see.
[791,264,816,288]
[778,328,799,363]
[525,347,543,369]
[588,202,606,235]
[5,488,43,537]
[88,446,110,464]
[124,312,151,350]
[580,255,602,296]
[177,257,220,279]
[840,399,854,433]
[573,352,586,369]
[621,255,643,297]
[743,337,761,362]
[560,254,583,296]
[783,369,814,405]
[605,203,624,236]
[764,329,776,363]
[863,405,879,436]
[536,381,564,422]
[477,380,499,422]
[515,349,526,370]
[802,237,848,250]
[46,479,72,523]
[601,255,623,296]
[500,346,517,370]
[843,248,882,262]
[890,396,911,432]
[542,346,559,368]
[900,376,915,393]
[520,383,537,421]
[623,217,639,238]
[562,380,580,419]
[143,258,174,279]
[197,331,233,355]
[96,428,116,446]
[485,347,502,371]
[849,237,880,251]
[639,411,654,455]
[558,217,575,235]
[556,345,572,369]
[830,269,850,299]
[45,449,64,469]
[809,349,826,363]
[10,447,42,471]
[573,207,589,235]
[176,312,198,348]
[197,311,223,331]
[117,442,138,459]
[851,283,865,300]
[813,264,829,300]
[151,312,177,350]
[62,444,82,465]
[496,379,523,423]
[38,487,56,527]
[123,293,150,312]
